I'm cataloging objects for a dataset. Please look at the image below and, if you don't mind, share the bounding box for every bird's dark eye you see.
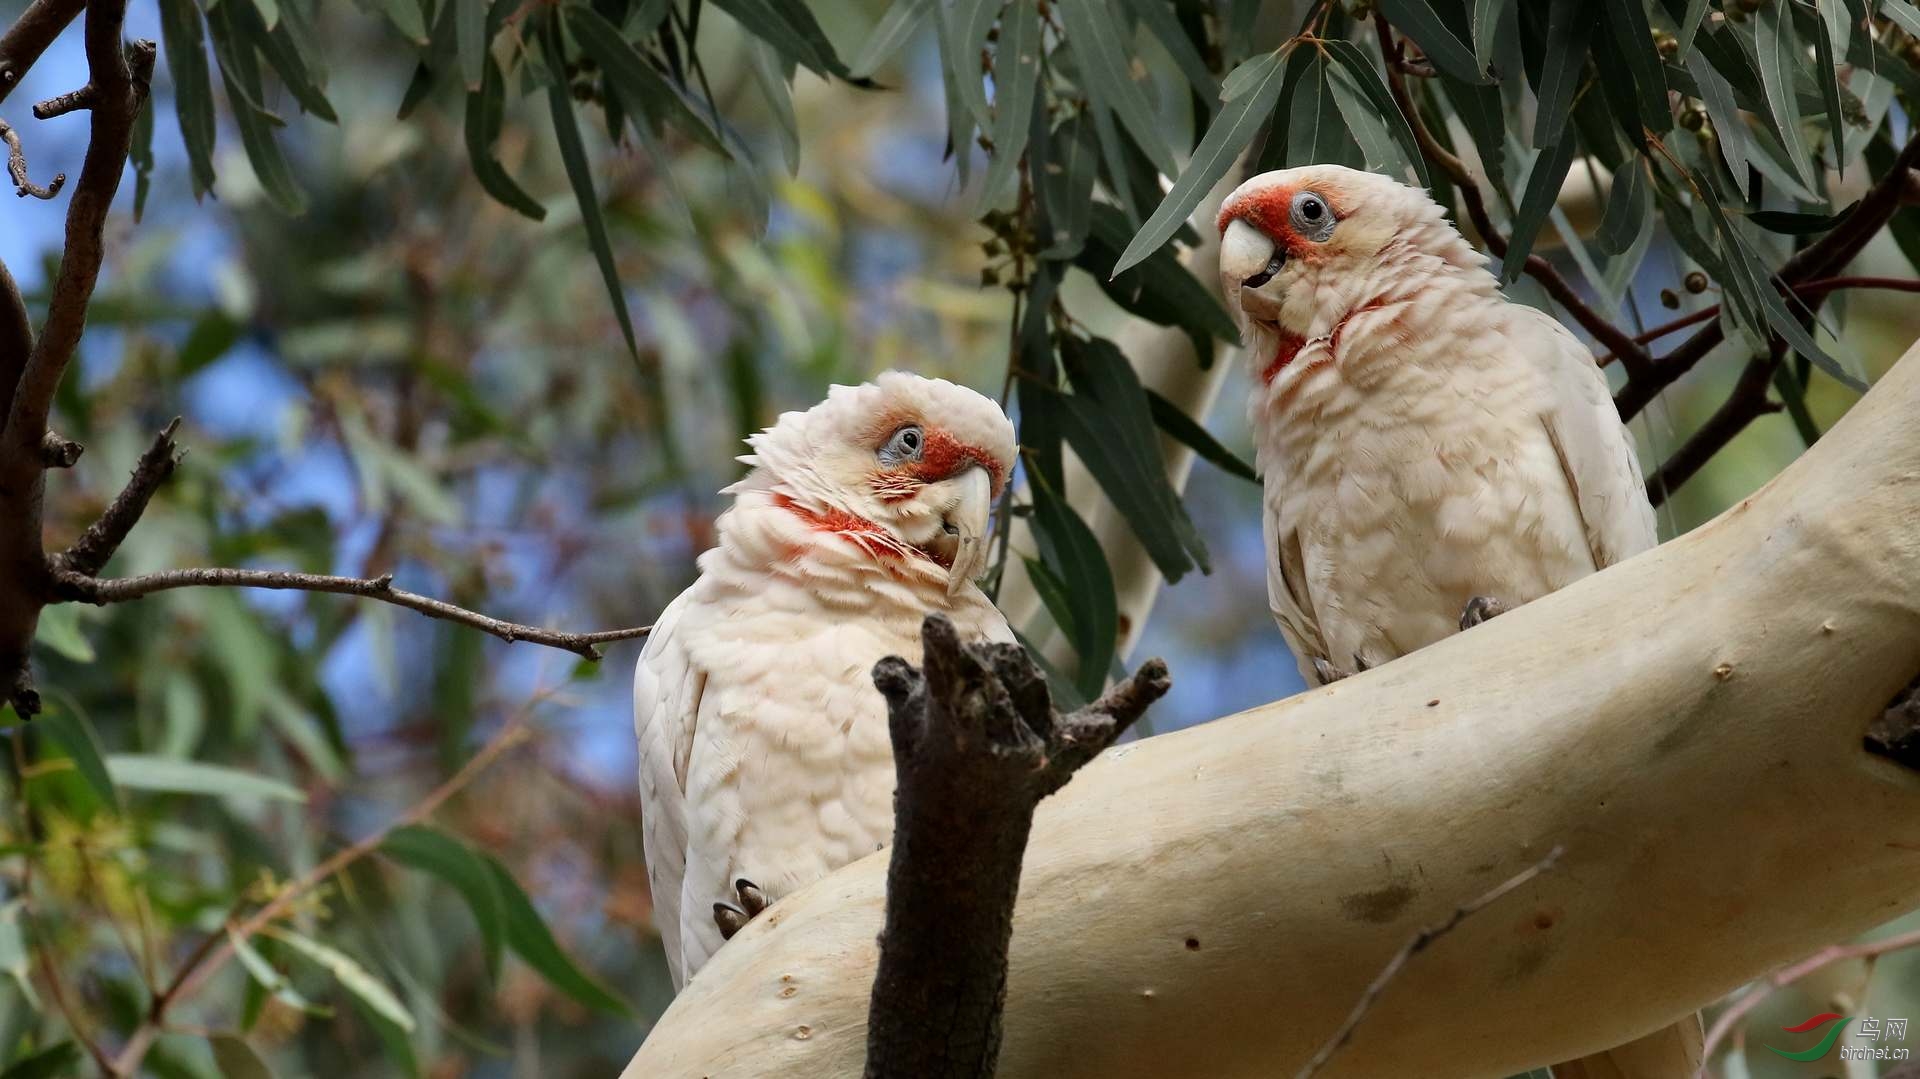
[1290,191,1336,243]
[880,424,924,464]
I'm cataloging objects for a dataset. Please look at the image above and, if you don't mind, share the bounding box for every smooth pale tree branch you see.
[1375,14,1653,377]
[54,568,652,660]
[864,616,1168,1079]
[0,0,85,107]
[624,340,1920,1079]
[1296,846,1565,1079]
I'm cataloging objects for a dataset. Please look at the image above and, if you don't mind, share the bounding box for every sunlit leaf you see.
[850,0,932,79]
[105,756,307,803]
[32,604,92,663]
[269,928,415,1032]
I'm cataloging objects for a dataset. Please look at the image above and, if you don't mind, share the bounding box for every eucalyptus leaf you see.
[542,16,639,361]
[1056,0,1178,175]
[382,826,506,980]
[105,755,307,803]
[850,0,932,78]
[484,856,633,1014]
[1752,0,1817,191]
[1533,0,1594,150]
[158,0,218,196]
[980,0,1041,208]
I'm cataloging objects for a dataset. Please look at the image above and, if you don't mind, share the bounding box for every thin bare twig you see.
[0,117,63,199]
[111,690,556,1076]
[31,84,93,119]
[1614,276,1920,354]
[1696,925,1920,1077]
[55,418,179,576]
[1296,846,1566,1079]
[37,430,80,467]
[55,567,653,659]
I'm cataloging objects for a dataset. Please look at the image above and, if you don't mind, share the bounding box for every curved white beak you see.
[928,465,993,597]
[1219,218,1280,339]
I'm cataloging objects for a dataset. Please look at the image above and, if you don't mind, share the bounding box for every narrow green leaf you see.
[381,826,505,980]
[1440,75,1508,197]
[1126,0,1218,98]
[1672,0,1711,57]
[1328,61,1415,180]
[542,17,638,361]
[1807,4,1843,180]
[566,6,729,159]
[208,1,306,213]
[931,0,976,186]
[1771,355,1822,446]
[1037,113,1098,257]
[31,604,91,663]
[1056,337,1210,581]
[1377,0,1488,84]
[484,857,633,1015]
[850,0,932,79]
[158,0,217,196]
[210,1035,275,1079]
[1533,0,1594,149]
[1057,1,1177,175]
[745,39,800,174]
[1323,39,1432,188]
[1595,155,1649,255]
[454,0,486,90]
[1688,49,1751,186]
[230,930,332,1017]
[708,0,854,80]
[130,83,154,220]
[1501,135,1576,285]
[1112,50,1284,277]
[105,755,307,803]
[1283,47,1362,170]
[1600,0,1672,135]
[374,0,429,44]
[1026,470,1117,701]
[1471,0,1513,75]
[980,0,1041,207]
[1748,200,1856,235]
[1086,205,1238,352]
[0,1043,79,1079]
[1882,0,1920,38]
[939,0,996,130]
[35,709,116,809]
[1752,0,1817,190]
[463,56,546,220]
[269,929,415,1033]
[1146,388,1257,484]
[232,0,336,122]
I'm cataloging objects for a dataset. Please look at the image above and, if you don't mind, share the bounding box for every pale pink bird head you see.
[738,372,1016,595]
[1215,165,1484,382]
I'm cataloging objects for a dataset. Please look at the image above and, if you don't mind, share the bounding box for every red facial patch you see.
[773,494,946,568]
[1218,185,1343,265]
[904,428,1005,496]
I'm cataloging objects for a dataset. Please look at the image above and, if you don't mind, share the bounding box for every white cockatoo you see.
[633,372,1017,988]
[1216,164,1658,685]
[1219,166,1696,1075]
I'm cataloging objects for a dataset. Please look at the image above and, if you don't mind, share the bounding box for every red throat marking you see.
[1261,332,1307,384]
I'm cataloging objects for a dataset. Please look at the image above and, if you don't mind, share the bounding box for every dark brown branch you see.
[1610,276,1920,355]
[1374,14,1653,376]
[1295,846,1565,1079]
[31,84,93,120]
[0,117,63,199]
[53,568,653,660]
[0,5,150,459]
[1644,351,1783,507]
[56,418,178,576]
[1617,133,1920,420]
[864,614,1169,1079]
[37,431,79,467]
[0,257,28,424]
[0,0,86,108]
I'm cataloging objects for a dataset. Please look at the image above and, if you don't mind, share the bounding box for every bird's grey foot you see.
[1459,595,1509,631]
[1312,654,1371,685]
[712,877,769,940]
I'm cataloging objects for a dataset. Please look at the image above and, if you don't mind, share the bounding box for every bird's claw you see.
[712,877,769,940]
[1459,595,1508,631]
[1312,654,1371,686]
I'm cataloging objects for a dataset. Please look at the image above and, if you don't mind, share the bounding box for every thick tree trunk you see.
[622,341,1920,1079]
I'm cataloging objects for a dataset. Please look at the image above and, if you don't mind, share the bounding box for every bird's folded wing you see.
[1536,320,1661,570]
[634,589,705,987]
